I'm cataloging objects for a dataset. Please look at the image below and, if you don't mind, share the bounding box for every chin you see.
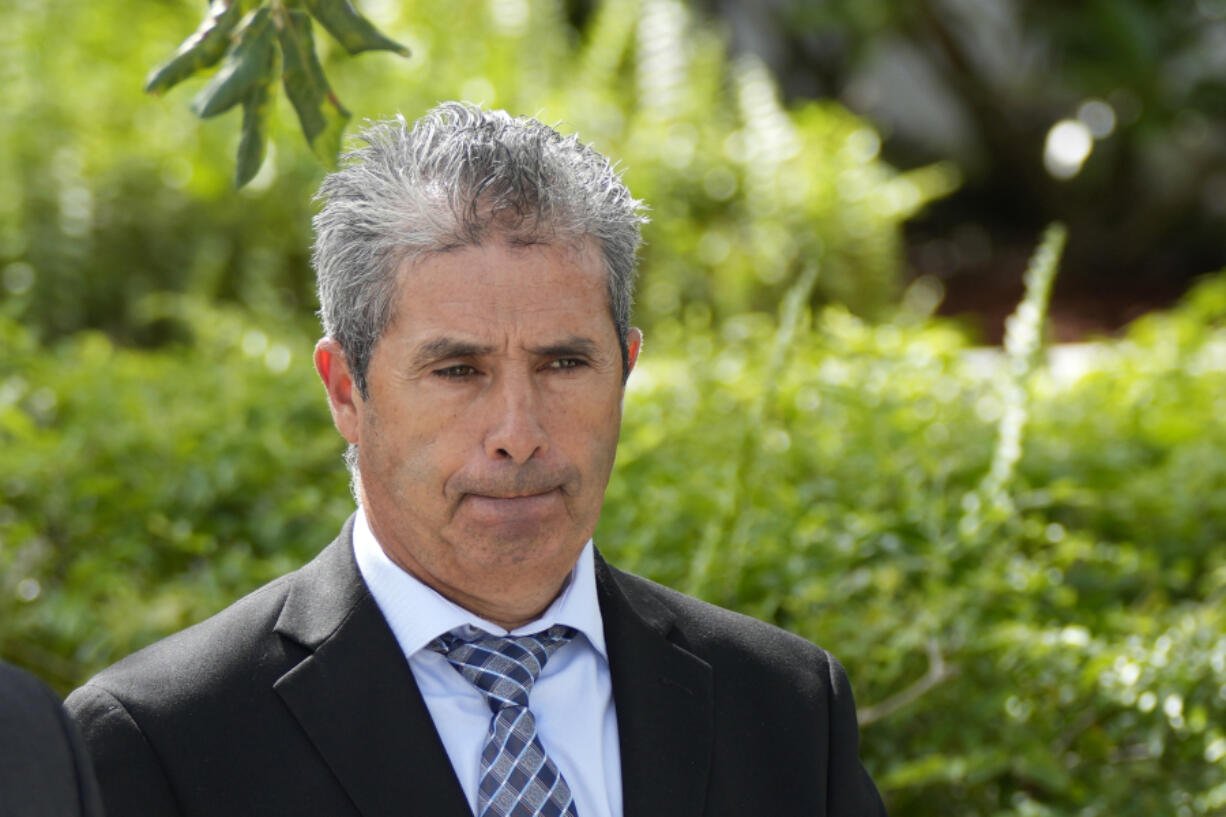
[450,529,586,590]
[465,530,576,564]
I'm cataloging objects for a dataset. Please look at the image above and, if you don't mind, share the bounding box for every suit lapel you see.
[271,521,471,817]
[596,554,713,817]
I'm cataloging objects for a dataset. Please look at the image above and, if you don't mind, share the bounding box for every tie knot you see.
[429,624,576,712]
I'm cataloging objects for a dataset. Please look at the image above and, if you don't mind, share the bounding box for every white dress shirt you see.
[351,506,623,817]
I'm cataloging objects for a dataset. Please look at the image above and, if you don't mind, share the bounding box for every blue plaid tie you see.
[429,625,580,817]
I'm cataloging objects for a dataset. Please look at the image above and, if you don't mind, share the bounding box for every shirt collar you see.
[351,505,608,660]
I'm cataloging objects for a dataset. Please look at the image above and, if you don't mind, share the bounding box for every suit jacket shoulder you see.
[71,569,298,712]
[597,558,887,817]
[66,522,471,817]
[65,550,327,817]
[611,563,836,667]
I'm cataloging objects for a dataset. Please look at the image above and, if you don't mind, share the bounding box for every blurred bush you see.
[0,300,351,689]
[605,269,1226,816]
[3,273,1225,815]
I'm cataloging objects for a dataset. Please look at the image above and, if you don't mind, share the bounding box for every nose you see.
[482,373,548,465]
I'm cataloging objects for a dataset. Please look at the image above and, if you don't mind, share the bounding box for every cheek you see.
[567,401,624,476]
[364,414,439,487]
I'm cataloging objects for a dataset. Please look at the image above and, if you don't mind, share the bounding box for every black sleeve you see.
[0,662,105,817]
[825,655,889,817]
[65,683,183,817]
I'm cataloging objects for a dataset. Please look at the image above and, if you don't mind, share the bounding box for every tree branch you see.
[859,638,959,726]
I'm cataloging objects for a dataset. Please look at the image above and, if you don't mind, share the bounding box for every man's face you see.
[316,239,640,629]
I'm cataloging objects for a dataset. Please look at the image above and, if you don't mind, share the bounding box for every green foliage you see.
[303,0,411,57]
[0,0,953,346]
[147,0,407,185]
[276,7,350,168]
[1,0,333,344]
[189,7,275,120]
[144,0,245,95]
[0,300,351,690]
[602,267,1226,816]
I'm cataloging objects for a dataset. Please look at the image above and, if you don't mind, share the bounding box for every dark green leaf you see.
[303,0,410,56]
[277,8,351,167]
[145,0,244,95]
[234,48,278,187]
[190,7,275,119]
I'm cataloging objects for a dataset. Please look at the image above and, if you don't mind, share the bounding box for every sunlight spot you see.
[763,428,791,453]
[242,330,268,357]
[3,262,34,294]
[460,76,496,106]
[703,166,737,201]
[1044,119,1093,180]
[697,230,730,265]
[1078,99,1117,139]
[489,0,530,35]
[16,578,40,602]
[1061,625,1090,647]
[265,345,292,373]
[844,128,881,163]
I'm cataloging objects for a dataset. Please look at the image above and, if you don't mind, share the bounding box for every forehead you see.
[387,239,614,344]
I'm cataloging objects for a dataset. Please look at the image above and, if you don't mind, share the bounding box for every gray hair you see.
[311,101,649,398]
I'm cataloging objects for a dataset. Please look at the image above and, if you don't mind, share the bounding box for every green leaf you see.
[303,0,410,56]
[234,47,278,187]
[190,7,276,119]
[277,8,351,167]
[145,0,244,95]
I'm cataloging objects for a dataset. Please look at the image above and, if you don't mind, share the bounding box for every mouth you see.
[462,488,563,522]
[471,488,558,500]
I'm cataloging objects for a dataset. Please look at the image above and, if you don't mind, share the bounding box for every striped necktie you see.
[429,625,580,817]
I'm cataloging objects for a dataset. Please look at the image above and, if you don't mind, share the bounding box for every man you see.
[67,102,886,816]
[0,660,105,817]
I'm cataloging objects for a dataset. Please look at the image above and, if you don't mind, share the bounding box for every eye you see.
[434,364,478,379]
[548,358,586,371]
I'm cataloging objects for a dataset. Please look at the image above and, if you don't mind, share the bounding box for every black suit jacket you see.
[67,518,886,816]
[0,661,105,817]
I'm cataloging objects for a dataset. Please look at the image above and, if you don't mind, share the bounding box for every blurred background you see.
[2,0,1224,814]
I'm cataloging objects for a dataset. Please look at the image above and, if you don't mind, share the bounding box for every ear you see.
[625,327,643,374]
[314,338,362,445]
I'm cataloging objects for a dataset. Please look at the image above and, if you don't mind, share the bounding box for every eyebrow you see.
[526,335,603,360]
[408,334,604,369]
[409,338,497,369]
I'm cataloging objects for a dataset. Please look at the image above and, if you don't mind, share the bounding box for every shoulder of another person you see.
[0,661,106,817]
[0,660,59,704]
[0,661,71,734]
